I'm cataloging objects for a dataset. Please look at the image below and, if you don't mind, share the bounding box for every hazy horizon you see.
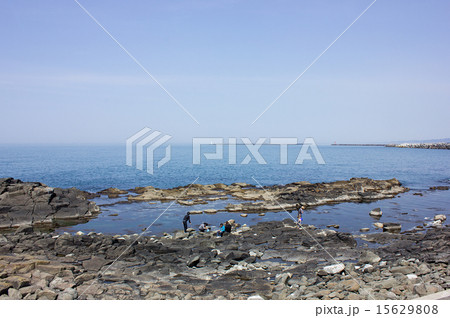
[1,0,449,145]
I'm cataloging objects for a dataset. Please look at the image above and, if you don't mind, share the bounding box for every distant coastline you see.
[332,142,450,150]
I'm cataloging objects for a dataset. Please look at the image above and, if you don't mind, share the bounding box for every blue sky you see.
[1,0,449,144]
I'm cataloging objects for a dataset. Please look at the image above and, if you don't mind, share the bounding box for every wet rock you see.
[373,222,383,229]
[434,215,446,222]
[383,223,401,233]
[369,208,383,217]
[360,228,370,232]
[326,224,339,229]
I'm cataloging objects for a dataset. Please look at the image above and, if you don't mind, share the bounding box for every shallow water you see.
[0,144,449,235]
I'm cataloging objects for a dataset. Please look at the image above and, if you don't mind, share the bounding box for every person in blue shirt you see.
[216,223,225,237]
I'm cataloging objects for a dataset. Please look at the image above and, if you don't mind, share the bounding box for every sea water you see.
[0,144,449,236]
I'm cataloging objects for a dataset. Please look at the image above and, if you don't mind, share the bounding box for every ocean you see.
[0,144,449,236]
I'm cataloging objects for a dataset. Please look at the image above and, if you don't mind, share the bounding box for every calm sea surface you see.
[0,145,449,236]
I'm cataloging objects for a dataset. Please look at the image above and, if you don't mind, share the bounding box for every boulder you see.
[0,178,99,229]
[369,208,383,217]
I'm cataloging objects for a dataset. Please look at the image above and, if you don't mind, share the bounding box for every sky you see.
[1,0,449,145]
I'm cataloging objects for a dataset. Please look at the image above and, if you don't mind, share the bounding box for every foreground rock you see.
[125,178,408,213]
[0,220,447,300]
[0,178,99,229]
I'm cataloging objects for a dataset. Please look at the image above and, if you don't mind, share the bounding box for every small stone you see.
[373,222,383,228]
[240,214,248,217]
[362,264,374,273]
[247,295,264,300]
[369,208,383,217]
[318,263,345,275]
[360,228,370,232]
[434,214,446,222]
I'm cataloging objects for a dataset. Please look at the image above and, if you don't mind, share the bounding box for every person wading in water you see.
[183,212,191,232]
[296,204,305,227]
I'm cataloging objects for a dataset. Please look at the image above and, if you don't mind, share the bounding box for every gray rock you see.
[417,263,431,275]
[359,250,381,264]
[82,256,110,272]
[187,255,200,267]
[8,288,22,300]
[391,266,414,275]
[0,178,99,229]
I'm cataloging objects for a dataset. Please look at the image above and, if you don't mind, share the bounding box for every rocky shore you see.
[0,219,448,300]
[0,178,99,230]
[0,178,408,229]
[124,177,408,214]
